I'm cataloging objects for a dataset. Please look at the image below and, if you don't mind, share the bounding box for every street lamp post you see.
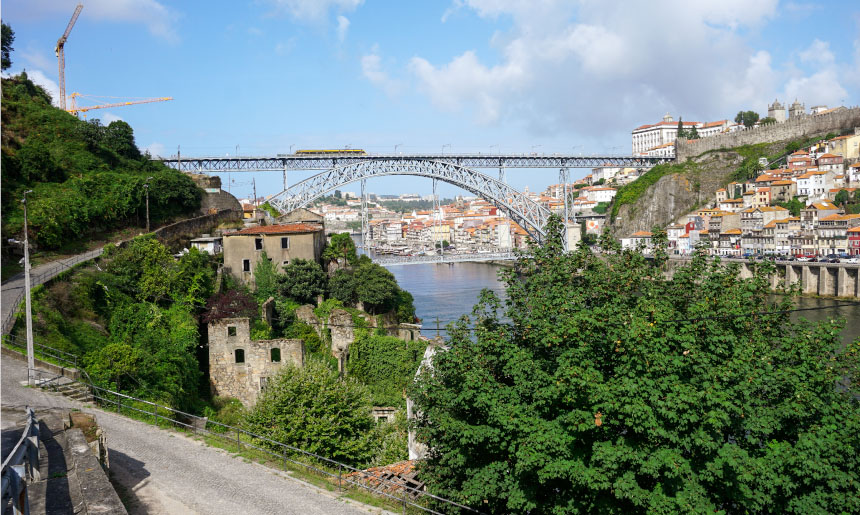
[442,144,451,154]
[394,143,402,154]
[144,176,153,232]
[22,190,35,386]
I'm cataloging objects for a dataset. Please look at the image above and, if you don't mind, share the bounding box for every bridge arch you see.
[268,159,553,241]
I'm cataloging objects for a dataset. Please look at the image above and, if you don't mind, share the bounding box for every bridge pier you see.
[837,267,859,297]
[820,266,837,296]
[802,266,819,295]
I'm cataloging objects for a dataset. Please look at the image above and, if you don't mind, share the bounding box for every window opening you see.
[234,348,245,363]
[271,348,281,362]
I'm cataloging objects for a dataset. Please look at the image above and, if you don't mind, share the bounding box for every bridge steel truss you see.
[160,153,671,173]
[268,159,554,242]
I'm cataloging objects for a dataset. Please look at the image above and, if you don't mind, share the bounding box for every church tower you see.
[767,99,786,123]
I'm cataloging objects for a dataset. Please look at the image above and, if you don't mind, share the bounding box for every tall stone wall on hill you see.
[676,107,860,161]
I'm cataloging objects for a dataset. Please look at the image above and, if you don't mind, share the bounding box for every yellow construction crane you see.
[67,93,173,117]
[56,3,83,111]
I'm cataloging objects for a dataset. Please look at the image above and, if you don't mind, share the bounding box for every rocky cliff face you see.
[612,151,744,237]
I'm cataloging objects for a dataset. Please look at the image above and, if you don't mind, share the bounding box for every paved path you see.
[1,357,379,515]
[1,249,103,335]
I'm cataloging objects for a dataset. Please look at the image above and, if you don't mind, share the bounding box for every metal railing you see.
[1,249,103,336]
[24,341,480,514]
[3,334,80,370]
[1,407,41,515]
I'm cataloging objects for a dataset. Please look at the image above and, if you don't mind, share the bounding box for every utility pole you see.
[22,190,35,386]
[360,179,369,250]
[252,179,257,207]
[560,167,569,252]
[144,176,153,232]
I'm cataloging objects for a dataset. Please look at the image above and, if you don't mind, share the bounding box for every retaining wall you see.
[676,107,860,161]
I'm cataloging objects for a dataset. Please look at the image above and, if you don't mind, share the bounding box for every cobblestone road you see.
[1,357,380,515]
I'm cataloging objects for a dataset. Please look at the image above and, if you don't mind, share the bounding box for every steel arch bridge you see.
[268,159,553,242]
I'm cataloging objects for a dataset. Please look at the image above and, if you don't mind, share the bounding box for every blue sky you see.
[3,0,859,200]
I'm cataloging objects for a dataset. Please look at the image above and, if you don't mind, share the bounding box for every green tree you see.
[676,118,687,140]
[735,110,760,128]
[687,126,700,139]
[354,262,400,314]
[253,251,280,303]
[244,359,375,466]
[776,196,805,217]
[760,116,777,125]
[834,189,850,207]
[1,22,14,71]
[103,120,142,160]
[101,236,177,304]
[277,259,328,304]
[323,232,358,265]
[409,215,860,514]
[328,268,358,305]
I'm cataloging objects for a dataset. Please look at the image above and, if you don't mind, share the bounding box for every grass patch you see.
[611,161,697,219]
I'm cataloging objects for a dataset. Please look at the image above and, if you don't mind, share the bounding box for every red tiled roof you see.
[227,223,322,236]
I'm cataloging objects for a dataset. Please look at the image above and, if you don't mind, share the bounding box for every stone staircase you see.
[42,377,94,403]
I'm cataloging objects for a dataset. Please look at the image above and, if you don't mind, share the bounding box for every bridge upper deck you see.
[159,153,672,172]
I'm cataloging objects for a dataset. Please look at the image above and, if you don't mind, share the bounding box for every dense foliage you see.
[1,73,200,249]
[277,259,328,304]
[610,161,694,219]
[410,216,860,513]
[244,359,376,466]
[17,236,216,409]
[328,257,414,318]
[348,331,426,406]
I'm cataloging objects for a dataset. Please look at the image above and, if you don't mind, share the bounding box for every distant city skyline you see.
[2,0,858,198]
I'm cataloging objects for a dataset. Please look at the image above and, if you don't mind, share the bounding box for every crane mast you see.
[55,3,83,111]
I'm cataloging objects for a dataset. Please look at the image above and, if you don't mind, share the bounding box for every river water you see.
[384,261,860,346]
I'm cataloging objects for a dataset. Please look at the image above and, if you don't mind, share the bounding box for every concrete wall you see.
[676,107,860,161]
[207,317,304,407]
[664,258,860,298]
[223,229,324,286]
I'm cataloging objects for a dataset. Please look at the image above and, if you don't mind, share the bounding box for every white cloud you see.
[361,52,402,96]
[392,0,857,136]
[101,112,124,124]
[337,15,350,42]
[265,0,363,21]
[20,46,56,72]
[3,0,180,43]
[26,70,61,107]
[144,142,166,158]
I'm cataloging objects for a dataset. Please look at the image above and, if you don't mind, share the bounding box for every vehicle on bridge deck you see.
[291,149,367,155]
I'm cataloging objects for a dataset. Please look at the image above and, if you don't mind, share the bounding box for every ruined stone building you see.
[208,317,304,407]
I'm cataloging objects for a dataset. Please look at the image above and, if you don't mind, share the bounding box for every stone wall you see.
[676,107,860,161]
[199,190,243,217]
[154,209,240,250]
[207,317,304,407]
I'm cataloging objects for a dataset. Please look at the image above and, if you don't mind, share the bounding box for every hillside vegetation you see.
[609,134,833,236]
[1,73,200,251]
